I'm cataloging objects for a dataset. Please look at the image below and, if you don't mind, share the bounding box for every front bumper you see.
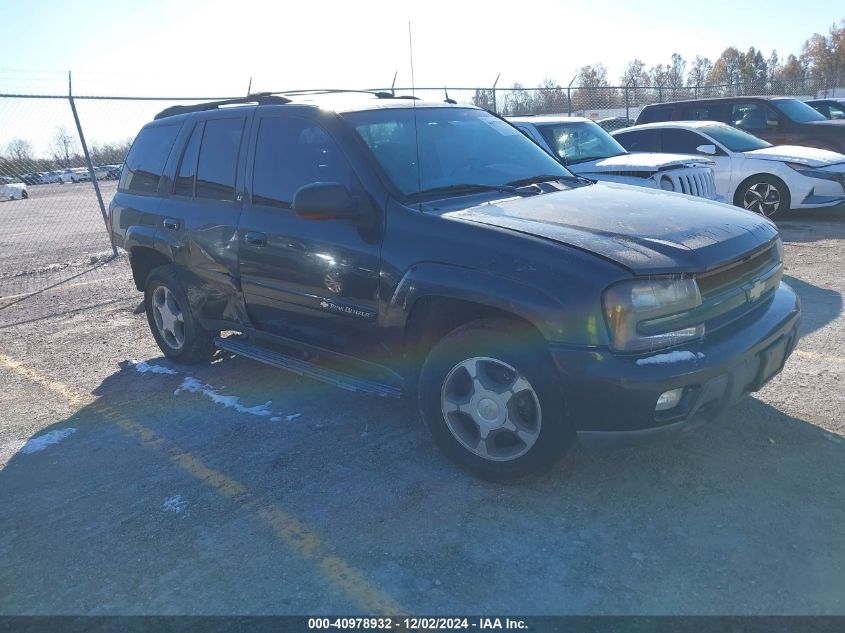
[549,282,801,432]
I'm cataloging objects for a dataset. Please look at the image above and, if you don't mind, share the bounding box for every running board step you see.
[214,336,402,398]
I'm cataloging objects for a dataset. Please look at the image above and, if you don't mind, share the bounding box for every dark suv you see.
[110,91,800,480]
[636,96,845,153]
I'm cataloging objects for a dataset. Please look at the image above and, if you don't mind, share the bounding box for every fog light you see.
[655,388,684,412]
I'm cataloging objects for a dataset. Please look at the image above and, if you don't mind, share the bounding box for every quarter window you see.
[731,103,778,131]
[119,124,180,194]
[252,117,353,208]
[196,118,244,201]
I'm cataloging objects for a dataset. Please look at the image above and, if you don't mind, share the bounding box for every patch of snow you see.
[824,433,843,445]
[123,359,178,375]
[162,495,187,513]
[270,417,282,422]
[174,377,273,417]
[285,413,302,422]
[636,351,705,366]
[20,428,76,454]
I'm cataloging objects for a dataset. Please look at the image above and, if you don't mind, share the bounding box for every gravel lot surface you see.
[1,183,843,615]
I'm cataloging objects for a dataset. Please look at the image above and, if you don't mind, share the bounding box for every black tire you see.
[418,318,575,481]
[21,190,28,199]
[144,264,216,364]
[734,174,790,218]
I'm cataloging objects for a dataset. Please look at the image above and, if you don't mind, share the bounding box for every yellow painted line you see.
[0,352,405,615]
[793,349,845,364]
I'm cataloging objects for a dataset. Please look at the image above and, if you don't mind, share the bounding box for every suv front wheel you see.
[144,265,216,364]
[418,319,575,481]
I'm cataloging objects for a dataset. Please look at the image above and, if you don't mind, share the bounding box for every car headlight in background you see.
[659,176,675,191]
[603,277,704,352]
[786,162,845,184]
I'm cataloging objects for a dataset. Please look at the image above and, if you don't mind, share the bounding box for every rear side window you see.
[196,118,244,201]
[614,129,660,152]
[679,104,724,121]
[173,122,203,197]
[637,106,672,124]
[119,124,180,194]
[252,117,353,208]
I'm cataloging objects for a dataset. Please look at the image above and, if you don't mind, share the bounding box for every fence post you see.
[67,71,116,258]
[567,74,577,116]
[624,80,631,120]
[491,73,500,113]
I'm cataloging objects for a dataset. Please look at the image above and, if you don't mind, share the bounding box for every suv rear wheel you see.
[144,265,216,364]
[418,318,575,481]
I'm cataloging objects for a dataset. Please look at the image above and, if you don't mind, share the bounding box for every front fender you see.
[383,262,609,346]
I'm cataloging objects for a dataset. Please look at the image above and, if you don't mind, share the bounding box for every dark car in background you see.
[806,98,845,120]
[110,91,799,480]
[635,96,845,153]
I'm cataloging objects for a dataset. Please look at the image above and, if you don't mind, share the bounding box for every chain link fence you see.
[1,74,843,323]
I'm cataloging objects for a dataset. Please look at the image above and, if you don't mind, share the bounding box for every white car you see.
[613,121,845,217]
[508,116,718,200]
[58,168,91,183]
[40,171,64,184]
[0,176,28,200]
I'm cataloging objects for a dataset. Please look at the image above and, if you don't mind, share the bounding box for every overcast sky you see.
[1,0,843,156]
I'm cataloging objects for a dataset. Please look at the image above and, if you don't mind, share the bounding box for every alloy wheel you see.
[151,285,186,350]
[440,356,542,462]
[743,182,782,216]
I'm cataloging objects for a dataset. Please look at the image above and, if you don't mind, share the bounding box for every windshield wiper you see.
[506,173,589,187]
[412,183,522,198]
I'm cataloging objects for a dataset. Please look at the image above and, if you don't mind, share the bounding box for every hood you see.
[743,145,845,167]
[444,181,777,275]
[571,152,712,174]
[805,119,845,129]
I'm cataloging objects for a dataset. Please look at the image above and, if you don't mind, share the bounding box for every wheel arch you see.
[129,246,172,291]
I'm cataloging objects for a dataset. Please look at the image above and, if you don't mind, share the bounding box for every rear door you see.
[156,110,249,323]
[238,112,383,356]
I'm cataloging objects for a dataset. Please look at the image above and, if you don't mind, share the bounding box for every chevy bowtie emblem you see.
[748,279,765,301]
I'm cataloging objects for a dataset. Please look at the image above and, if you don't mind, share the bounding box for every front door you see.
[238,113,383,356]
[659,128,733,200]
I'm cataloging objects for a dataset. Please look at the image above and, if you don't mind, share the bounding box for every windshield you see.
[700,124,772,152]
[343,108,574,196]
[537,121,627,164]
[772,98,828,123]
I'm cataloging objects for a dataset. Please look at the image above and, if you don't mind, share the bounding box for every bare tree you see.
[51,126,79,168]
[7,138,34,164]
[687,56,713,87]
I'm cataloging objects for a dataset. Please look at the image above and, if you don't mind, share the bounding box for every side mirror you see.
[696,144,717,156]
[293,182,359,222]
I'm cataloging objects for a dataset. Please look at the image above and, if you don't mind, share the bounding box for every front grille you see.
[663,167,716,200]
[697,244,778,299]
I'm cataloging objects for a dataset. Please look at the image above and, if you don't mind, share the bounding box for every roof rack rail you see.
[153,93,291,120]
[270,89,419,100]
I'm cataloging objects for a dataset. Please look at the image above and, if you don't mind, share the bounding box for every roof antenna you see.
[409,21,421,199]
[246,76,252,96]
[391,70,398,96]
[444,87,456,104]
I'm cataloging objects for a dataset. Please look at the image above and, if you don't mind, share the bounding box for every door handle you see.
[245,231,267,247]
[162,218,180,231]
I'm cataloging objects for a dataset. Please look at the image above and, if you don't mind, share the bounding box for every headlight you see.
[659,176,675,191]
[773,236,783,263]
[603,277,704,352]
[786,162,844,182]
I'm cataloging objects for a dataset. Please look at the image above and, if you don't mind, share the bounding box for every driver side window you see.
[732,103,779,132]
[252,117,353,209]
